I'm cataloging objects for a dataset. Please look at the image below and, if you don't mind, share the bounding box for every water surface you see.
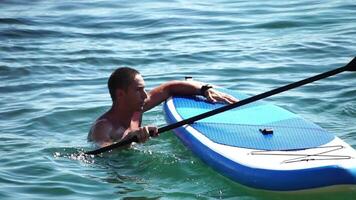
[1,0,356,199]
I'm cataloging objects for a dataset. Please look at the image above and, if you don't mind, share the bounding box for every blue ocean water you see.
[1,0,355,199]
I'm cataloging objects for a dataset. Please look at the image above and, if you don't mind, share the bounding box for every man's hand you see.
[204,88,239,104]
[132,126,158,143]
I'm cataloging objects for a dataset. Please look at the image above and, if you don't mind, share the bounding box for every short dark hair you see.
[108,67,139,102]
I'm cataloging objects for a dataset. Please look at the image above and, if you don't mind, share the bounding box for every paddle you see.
[85,57,356,155]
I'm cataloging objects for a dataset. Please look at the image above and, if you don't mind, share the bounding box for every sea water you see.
[1,0,355,199]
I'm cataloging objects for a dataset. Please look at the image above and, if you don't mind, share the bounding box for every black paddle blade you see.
[346,57,356,71]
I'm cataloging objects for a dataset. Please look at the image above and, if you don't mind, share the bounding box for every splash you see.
[53,148,96,164]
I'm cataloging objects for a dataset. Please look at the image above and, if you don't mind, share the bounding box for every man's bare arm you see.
[143,81,200,111]
[143,80,238,112]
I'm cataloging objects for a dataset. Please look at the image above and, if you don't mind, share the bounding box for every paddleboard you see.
[163,86,356,191]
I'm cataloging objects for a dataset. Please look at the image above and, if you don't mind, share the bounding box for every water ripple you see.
[1,0,356,199]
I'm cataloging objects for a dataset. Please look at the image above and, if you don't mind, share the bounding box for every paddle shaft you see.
[85,57,356,155]
[159,58,355,133]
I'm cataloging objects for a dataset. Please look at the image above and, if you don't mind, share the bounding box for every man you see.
[88,67,238,147]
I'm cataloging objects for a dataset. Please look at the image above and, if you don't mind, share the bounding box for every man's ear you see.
[115,89,126,99]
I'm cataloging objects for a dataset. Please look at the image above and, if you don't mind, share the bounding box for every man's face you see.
[123,74,147,111]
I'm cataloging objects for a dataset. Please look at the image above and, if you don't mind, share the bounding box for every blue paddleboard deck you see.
[171,88,334,151]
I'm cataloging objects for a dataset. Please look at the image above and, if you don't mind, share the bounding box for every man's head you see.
[108,67,139,103]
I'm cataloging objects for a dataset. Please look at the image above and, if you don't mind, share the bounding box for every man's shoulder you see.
[94,118,112,127]
[88,118,113,142]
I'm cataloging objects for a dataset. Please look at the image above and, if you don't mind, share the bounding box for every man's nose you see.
[142,90,148,99]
